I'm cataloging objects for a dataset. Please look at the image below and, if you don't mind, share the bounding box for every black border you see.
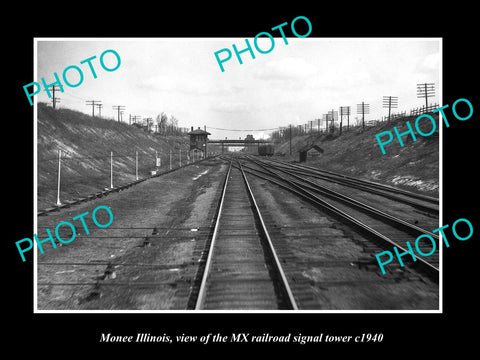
[6,4,479,354]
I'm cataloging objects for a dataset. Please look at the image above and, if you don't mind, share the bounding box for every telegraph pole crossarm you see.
[86,100,102,117]
[357,102,370,129]
[112,105,126,122]
[383,96,398,121]
[417,83,435,111]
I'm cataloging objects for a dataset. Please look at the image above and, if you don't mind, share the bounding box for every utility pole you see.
[417,83,435,111]
[112,105,126,122]
[332,109,334,133]
[110,151,114,189]
[56,149,62,205]
[143,118,153,132]
[132,115,142,124]
[339,106,351,135]
[383,96,398,121]
[289,124,292,155]
[135,151,138,180]
[96,103,103,117]
[86,100,102,117]
[47,86,61,109]
[204,125,208,157]
[357,102,370,129]
[328,109,337,133]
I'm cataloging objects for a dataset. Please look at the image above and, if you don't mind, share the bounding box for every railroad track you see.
[236,155,440,281]
[192,158,298,310]
[37,155,439,310]
[254,156,439,213]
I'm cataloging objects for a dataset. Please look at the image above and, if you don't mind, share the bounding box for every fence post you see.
[135,150,138,180]
[110,151,113,189]
[169,150,172,170]
[179,148,182,167]
[56,149,62,206]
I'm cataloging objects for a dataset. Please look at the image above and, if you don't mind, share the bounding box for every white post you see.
[110,151,113,188]
[56,149,62,205]
[169,150,172,170]
[179,148,182,167]
[135,150,138,180]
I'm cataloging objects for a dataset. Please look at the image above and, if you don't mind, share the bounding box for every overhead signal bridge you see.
[208,139,273,153]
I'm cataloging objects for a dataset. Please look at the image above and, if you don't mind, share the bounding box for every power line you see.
[207,126,280,132]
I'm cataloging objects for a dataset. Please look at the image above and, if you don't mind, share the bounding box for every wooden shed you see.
[298,144,324,162]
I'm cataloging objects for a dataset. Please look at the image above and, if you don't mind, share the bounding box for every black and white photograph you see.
[5,4,478,355]
[33,37,441,312]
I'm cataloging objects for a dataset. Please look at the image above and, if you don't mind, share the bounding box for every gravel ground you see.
[37,158,226,310]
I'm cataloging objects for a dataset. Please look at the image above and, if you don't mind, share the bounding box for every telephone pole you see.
[47,85,61,109]
[357,102,370,129]
[132,115,142,124]
[382,96,398,121]
[289,124,292,155]
[112,105,126,122]
[417,83,435,111]
[86,100,102,117]
[328,109,337,133]
[144,118,153,132]
[96,103,103,117]
[339,106,350,134]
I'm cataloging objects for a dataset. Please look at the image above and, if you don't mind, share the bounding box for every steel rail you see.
[237,159,299,310]
[194,160,233,310]
[232,159,439,281]
[243,157,439,240]
[254,161,438,213]
[256,156,439,205]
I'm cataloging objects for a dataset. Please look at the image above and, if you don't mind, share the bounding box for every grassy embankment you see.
[273,114,439,197]
[37,103,189,210]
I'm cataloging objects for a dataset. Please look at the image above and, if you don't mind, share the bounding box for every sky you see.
[35,38,441,140]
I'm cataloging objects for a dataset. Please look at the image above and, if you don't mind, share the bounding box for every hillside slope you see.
[274,114,439,197]
[37,103,189,210]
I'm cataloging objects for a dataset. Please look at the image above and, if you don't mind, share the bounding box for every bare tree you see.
[156,112,168,134]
